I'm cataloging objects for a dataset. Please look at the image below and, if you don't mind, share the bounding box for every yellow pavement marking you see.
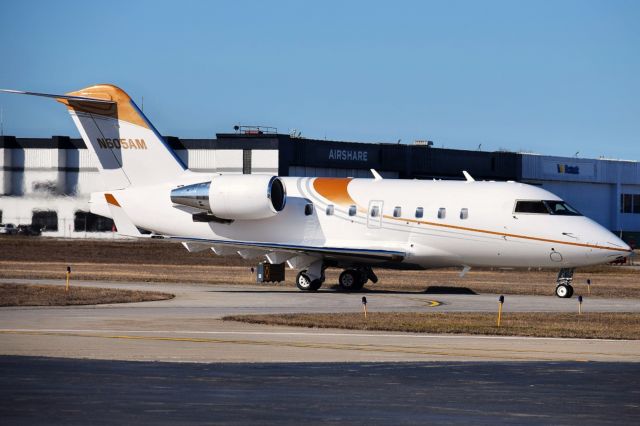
[385,295,442,307]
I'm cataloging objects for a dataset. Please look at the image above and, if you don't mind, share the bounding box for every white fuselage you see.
[93,174,631,270]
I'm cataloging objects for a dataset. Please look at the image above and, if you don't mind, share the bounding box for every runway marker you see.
[497,295,504,327]
[578,295,583,315]
[65,266,71,292]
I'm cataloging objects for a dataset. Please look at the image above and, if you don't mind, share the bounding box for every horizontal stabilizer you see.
[0,89,115,103]
[104,193,142,237]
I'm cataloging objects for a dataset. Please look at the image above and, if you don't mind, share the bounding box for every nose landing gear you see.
[296,270,323,291]
[555,268,574,298]
[295,260,325,291]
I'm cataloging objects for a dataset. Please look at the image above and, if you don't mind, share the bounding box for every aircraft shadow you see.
[207,285,477,296]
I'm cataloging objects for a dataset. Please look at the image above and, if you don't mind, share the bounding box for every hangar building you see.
[0,130,638,245]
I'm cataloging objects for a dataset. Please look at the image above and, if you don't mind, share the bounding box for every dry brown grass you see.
[0,236,638,298]
[0,261,258,285]
[0,283,174,306]
[224,312,640,340]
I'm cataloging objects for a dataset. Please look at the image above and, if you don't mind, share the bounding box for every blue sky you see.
[1,0,638,159]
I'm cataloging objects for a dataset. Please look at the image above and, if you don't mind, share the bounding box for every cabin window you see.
[348,205,357,216]
[415,207,424,218]
[304,203,314,216]
[326,205,334,216]
[393,206,402,218]
[437,208,446,219]
[460,208,469,220]
[370,205,380,217]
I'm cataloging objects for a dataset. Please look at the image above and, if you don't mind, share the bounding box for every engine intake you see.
[170,175,286,220]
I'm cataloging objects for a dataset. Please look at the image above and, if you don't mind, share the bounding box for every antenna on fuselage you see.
[370,169,383,181]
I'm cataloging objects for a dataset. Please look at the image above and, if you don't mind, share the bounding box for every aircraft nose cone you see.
[602,232,632,256]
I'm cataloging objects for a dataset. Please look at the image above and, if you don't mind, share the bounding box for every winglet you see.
[104,193,142,237]
[462,170,475,182]
[370,169,383,181]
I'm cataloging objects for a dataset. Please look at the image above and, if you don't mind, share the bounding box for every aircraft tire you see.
[339,269,364,292]
[296,271,321,292]
[309,279,323,291]
[555,284,574,298]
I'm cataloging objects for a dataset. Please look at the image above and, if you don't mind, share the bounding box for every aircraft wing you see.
[165,236,406,264]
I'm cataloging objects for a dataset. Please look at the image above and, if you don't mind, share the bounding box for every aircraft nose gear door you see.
[367,200,383,229]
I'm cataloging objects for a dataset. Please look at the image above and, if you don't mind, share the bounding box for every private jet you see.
[1,85,632,297]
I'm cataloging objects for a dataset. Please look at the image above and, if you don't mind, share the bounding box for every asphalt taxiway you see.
[1,279,639,363]
[2,357,639,425]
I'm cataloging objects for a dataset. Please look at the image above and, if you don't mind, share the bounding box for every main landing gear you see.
[555,268,574,298]
[295,263,378,292]
[338,267,377,292]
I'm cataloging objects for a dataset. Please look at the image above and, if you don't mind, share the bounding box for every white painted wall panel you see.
[23,149,60,168]
[186,149,217,169]
[0,148,10,195]
[66,170,104,195]
[251,150,278,174]
[213,150,243,172]
[75,149,99,168]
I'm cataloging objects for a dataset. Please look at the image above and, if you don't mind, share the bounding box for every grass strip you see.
[223,312,640,340]
[0,283,174,306]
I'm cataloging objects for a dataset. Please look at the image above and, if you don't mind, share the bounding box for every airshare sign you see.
[97,138,147,149]
[328,149,368,162]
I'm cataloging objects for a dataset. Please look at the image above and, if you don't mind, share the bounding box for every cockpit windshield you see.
[544,200,581,215]
[514,200,582,216]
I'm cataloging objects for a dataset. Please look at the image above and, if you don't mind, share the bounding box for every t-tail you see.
[0,85,186,190]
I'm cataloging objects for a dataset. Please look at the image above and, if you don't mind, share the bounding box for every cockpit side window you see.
[514,200,582,216]
[514,201,549,214]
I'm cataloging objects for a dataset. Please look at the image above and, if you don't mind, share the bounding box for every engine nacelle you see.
[170,175,286,220]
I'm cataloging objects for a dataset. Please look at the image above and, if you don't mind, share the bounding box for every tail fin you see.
[1,85,186,190]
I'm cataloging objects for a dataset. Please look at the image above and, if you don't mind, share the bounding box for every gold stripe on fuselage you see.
[311,177,629,254]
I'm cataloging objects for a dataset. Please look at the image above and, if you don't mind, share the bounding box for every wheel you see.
[555,284,574,298]
[296,271,322,291]
[358,271,369,286]
[339,269,364,291]
[309,278,323,291]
